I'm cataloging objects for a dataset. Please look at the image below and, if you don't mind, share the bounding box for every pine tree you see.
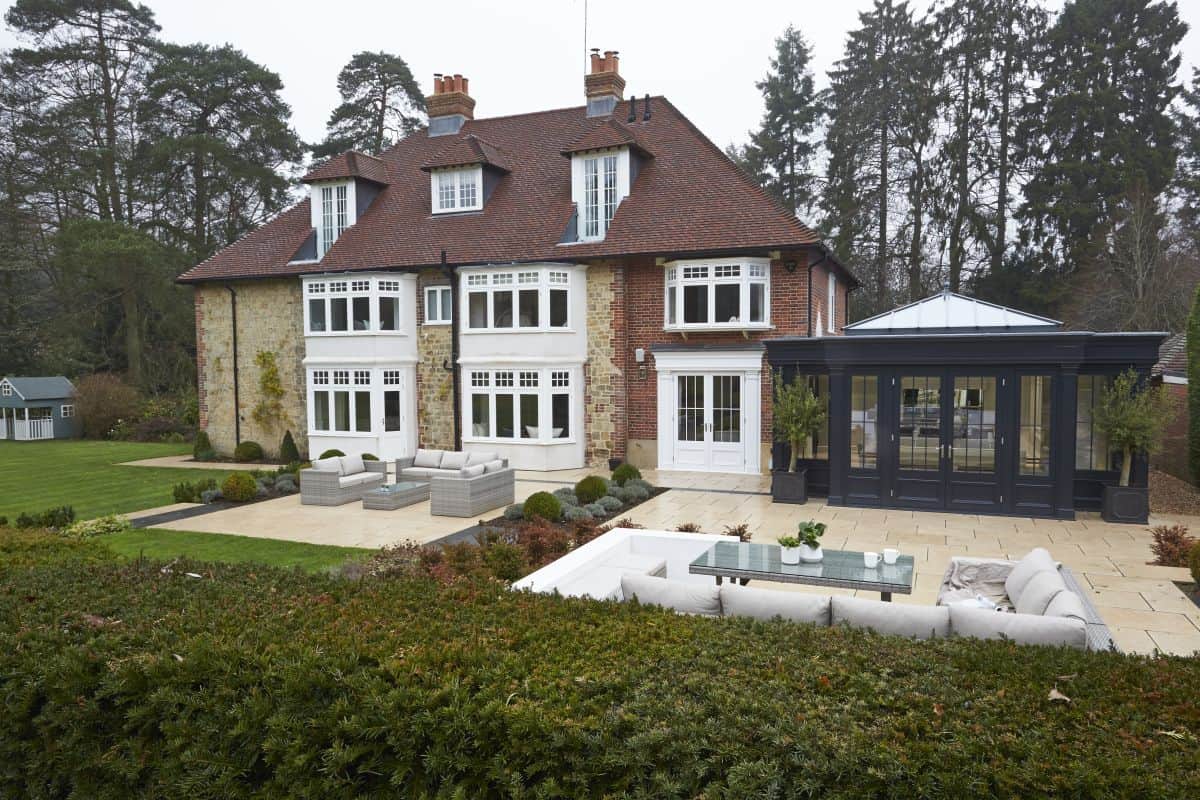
[1189,286,1200,484]
[314,52,425,159]
[1177,68,1200,243]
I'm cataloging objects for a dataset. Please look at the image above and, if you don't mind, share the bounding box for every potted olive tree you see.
[1094,369,1172,524]
[771,372,826,504]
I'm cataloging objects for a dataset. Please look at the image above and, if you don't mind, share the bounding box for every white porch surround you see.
[654,347,764,474]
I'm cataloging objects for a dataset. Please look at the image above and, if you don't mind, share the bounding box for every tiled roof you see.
[302,151,390,185]
[180,97,840,284]
[421,134,510,172]
[561,118,651,157]
[1153,332,1186,378]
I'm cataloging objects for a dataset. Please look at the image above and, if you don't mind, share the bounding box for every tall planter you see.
[772,468,808,504]
[771,371,824,506]
[1102,485,1149,524]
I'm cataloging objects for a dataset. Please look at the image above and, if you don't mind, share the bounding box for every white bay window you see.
[664,259,770,330]
[305,276,406,335]
[467,368,573,443]
[464,268,570,331]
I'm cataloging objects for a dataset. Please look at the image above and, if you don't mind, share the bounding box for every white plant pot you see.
[799,544,823,563]
[780,545,802,565]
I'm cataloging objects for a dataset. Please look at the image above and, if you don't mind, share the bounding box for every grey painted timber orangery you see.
[765,291,1166,520]
[0,376,80,441]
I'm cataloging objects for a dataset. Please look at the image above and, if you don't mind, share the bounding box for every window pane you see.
[384,391,401,432]
[352,297,371,331]
[714,284,740,323]
[550,289,568,327]
[850,375,878,470]
[314,391,329,430]
[899,376,940,471]
[683,285,708,324]
[440,288,452,322]
[471,394,490,437]
[496,394,514,437]
[438,172,456,210]
[354,391,371,432]
[334,391,350,431]
[459,171,477,207]
[518,289,539,327]
[424,289,438,322]
[1075,375,1113,471]
[952,377,996,473]
[666,284,676,325]
[308,299,326,332]
[520,394,538,438]
[677,375,705,442]
[584,157,599,237]
[493,291,513,328]
[602,154,618,231]
[378,296,398,331]
[1020,375,1052,476]
[713,375,741,442]
[552,393,569,438]
[330,298,348,331]
[468,292,488,328]
[749,283,765,323]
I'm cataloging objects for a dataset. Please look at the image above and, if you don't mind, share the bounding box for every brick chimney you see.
[585,50,625,118]
[428,73,475,137]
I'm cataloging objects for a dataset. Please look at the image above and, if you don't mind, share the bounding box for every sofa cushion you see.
[950,606,1087,650]
[402,466,460,478]
[1004,548,1058,605]
[720,586,831,626]
[483,459,507,474]
[466,451,499,465]
[440,451,469,470]
[1014,570,1067,616]
[831,596,950,640]
[1044,590,1088,622]
[621,575,722,617]
[338,473,376,488]
[460,464,486,478]
[339,454,365,475]
[311,457,343,474]
[413,449,444,468]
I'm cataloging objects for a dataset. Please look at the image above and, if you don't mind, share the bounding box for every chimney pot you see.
[428,71,475,135]
[584,46,625,116]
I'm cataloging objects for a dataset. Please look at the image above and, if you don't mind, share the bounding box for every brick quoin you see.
[194,289,208,431]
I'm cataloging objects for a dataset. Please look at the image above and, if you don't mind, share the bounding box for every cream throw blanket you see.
[938,558,1015,611]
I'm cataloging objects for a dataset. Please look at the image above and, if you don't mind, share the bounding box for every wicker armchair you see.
[430,467,516,517]
[299,460,387,506]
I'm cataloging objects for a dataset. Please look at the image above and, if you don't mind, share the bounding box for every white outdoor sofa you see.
[299,454,387,506]
[395,448,515,517]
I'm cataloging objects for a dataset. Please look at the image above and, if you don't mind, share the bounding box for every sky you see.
[1,0,1199,151]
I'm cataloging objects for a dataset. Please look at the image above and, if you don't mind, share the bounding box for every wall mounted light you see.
[784,260,798,274]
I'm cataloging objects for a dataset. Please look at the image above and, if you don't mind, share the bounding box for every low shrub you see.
[503,503,525,521]
[1191,541,1200,587]
[598,495,623,512]
[234,440,264,462]
[131,415,190,442]
[611,463,641,486]
[628,478,653,493]
[319,449,346,459]
[221,472,258,503]
[608,485,636,503]
[74,372,140,439]
[563,505,593,522]
[676,522,702,532]
[575,475,608,504]
[361,453,379,461]
[200,488,222,504]
[0,516,6,527]
[611,517,644,529]
[624,484,650,502]
[523,491,562,522]
[553,487,580,506]
[62,515,131,538]
[173,478,218,503]
[584,502,607,517]
[479,538,528,582]
[723,522,752,542]
[279,430,301,463]
[1150,524,1196,567]
[15,506,75,530]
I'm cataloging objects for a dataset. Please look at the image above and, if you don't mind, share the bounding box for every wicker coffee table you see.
[362,481,430,510]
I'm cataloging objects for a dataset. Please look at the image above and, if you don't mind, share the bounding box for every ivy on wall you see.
[252,350,288,432]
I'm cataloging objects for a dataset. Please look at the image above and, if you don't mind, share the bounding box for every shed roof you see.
[1,376,75,400]
[1153,332,1186,379]
[844,289,1062,335]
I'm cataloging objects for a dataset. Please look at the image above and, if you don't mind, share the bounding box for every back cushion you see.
[621,574,722,617]
[466,451,499,465]
[459,464,486,478]
[1004,548,1058,604]
[440,451,469,470]
[832,596,950,640]
[311,457,343,474]
[1044,589,1088,622]
[339,454,365,475]
[950,606,1086,650]
[1014,570,1067,616]
[720,586,831,626]
[413,449,444,468]
[483,459,507,474]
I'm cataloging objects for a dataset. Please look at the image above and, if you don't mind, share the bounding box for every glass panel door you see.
[677,375,705,442]
[709,375,745,471]
[899,376,941,472]
[951,376,997,474]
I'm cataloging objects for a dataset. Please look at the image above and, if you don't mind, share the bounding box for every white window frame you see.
[569,147,631,242]
[304,275,406,336]
[464,367,575,444]
[664,258,771,331]
[430,166,483,214]
[462,266,571,333]
[312,181,356,257]
[0,382,11,397]
[424,285,453,325]
[307,367,377,436]
[61,404,74,418]
[827,273,837,333]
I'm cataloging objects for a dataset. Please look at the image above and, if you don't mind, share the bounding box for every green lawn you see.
[0,440,234,520]
[103,528,371,573]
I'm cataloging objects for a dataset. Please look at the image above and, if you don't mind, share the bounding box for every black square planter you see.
[772,469,808,504]
[1101,485,1149,524]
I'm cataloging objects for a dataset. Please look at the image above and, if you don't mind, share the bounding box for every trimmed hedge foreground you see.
[2,530,1199,798]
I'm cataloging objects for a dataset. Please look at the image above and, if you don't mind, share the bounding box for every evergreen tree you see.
[314,51,424,159]
[1177,68,1200,243]
[739,26,821,217]
[1189,286,1200,484]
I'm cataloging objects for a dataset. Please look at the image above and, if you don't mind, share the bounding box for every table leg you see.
[881,592,892,602]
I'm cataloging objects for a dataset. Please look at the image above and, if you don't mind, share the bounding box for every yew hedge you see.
[1,528,1199,798]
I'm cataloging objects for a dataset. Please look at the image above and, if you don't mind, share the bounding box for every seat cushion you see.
[311,457,343,474]
[466,451,499,465]
[413,449,444,468]
[1005,548,1058,604]
[1014,570,1067,617]
[832,596,950,640]
[483,459,507,474]
[339,454,365,475]
[720,586,831,626]
[401,466,459,478]
[338,473,376,488]
[621,575,722,617]
[440,451,469,470]
[460,464,486,478]
[950,606,1087,650]
[1044,589,1088,622]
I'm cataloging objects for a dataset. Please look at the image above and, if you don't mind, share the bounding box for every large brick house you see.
[180,51,856,474]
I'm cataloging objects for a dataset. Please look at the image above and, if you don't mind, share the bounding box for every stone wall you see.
[415,268,455,450]
[583,263,627,467]
[195,281,307,459]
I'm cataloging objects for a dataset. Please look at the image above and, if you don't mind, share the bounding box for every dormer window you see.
[569,148,631,242]
[432,167,483,214]
[308,180,358,258]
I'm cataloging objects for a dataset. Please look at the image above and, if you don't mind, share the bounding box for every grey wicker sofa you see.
[299,454,387,506]
[394,449,515,517]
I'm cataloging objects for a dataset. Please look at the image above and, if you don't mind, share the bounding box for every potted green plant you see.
[771,372,826,504]
[796,520,826,562]
[777,534,802,565]
[1094,369,1172,523]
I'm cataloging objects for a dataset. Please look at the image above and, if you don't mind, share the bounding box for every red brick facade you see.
[1153,381,1188,480]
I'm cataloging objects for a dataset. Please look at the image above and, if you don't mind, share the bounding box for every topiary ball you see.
[553,487,580,506]
[279,430,301,464]
[319,448,346,459]
[193,430,213,460]
[503,503,525,521]
[563,505,593,522]
[574,475,608,505]
[523,491,562,522]
[584,502,606,517]
[611,463,642,486]
[233,440,264,462]
[598,495,623,512]
[221,472,258,502]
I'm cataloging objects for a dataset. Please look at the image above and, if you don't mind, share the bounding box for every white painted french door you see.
[378,370,407,459]
[672,374,745,471]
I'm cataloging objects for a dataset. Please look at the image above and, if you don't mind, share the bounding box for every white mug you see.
[863,551,880,568]
[883,548,900,565]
